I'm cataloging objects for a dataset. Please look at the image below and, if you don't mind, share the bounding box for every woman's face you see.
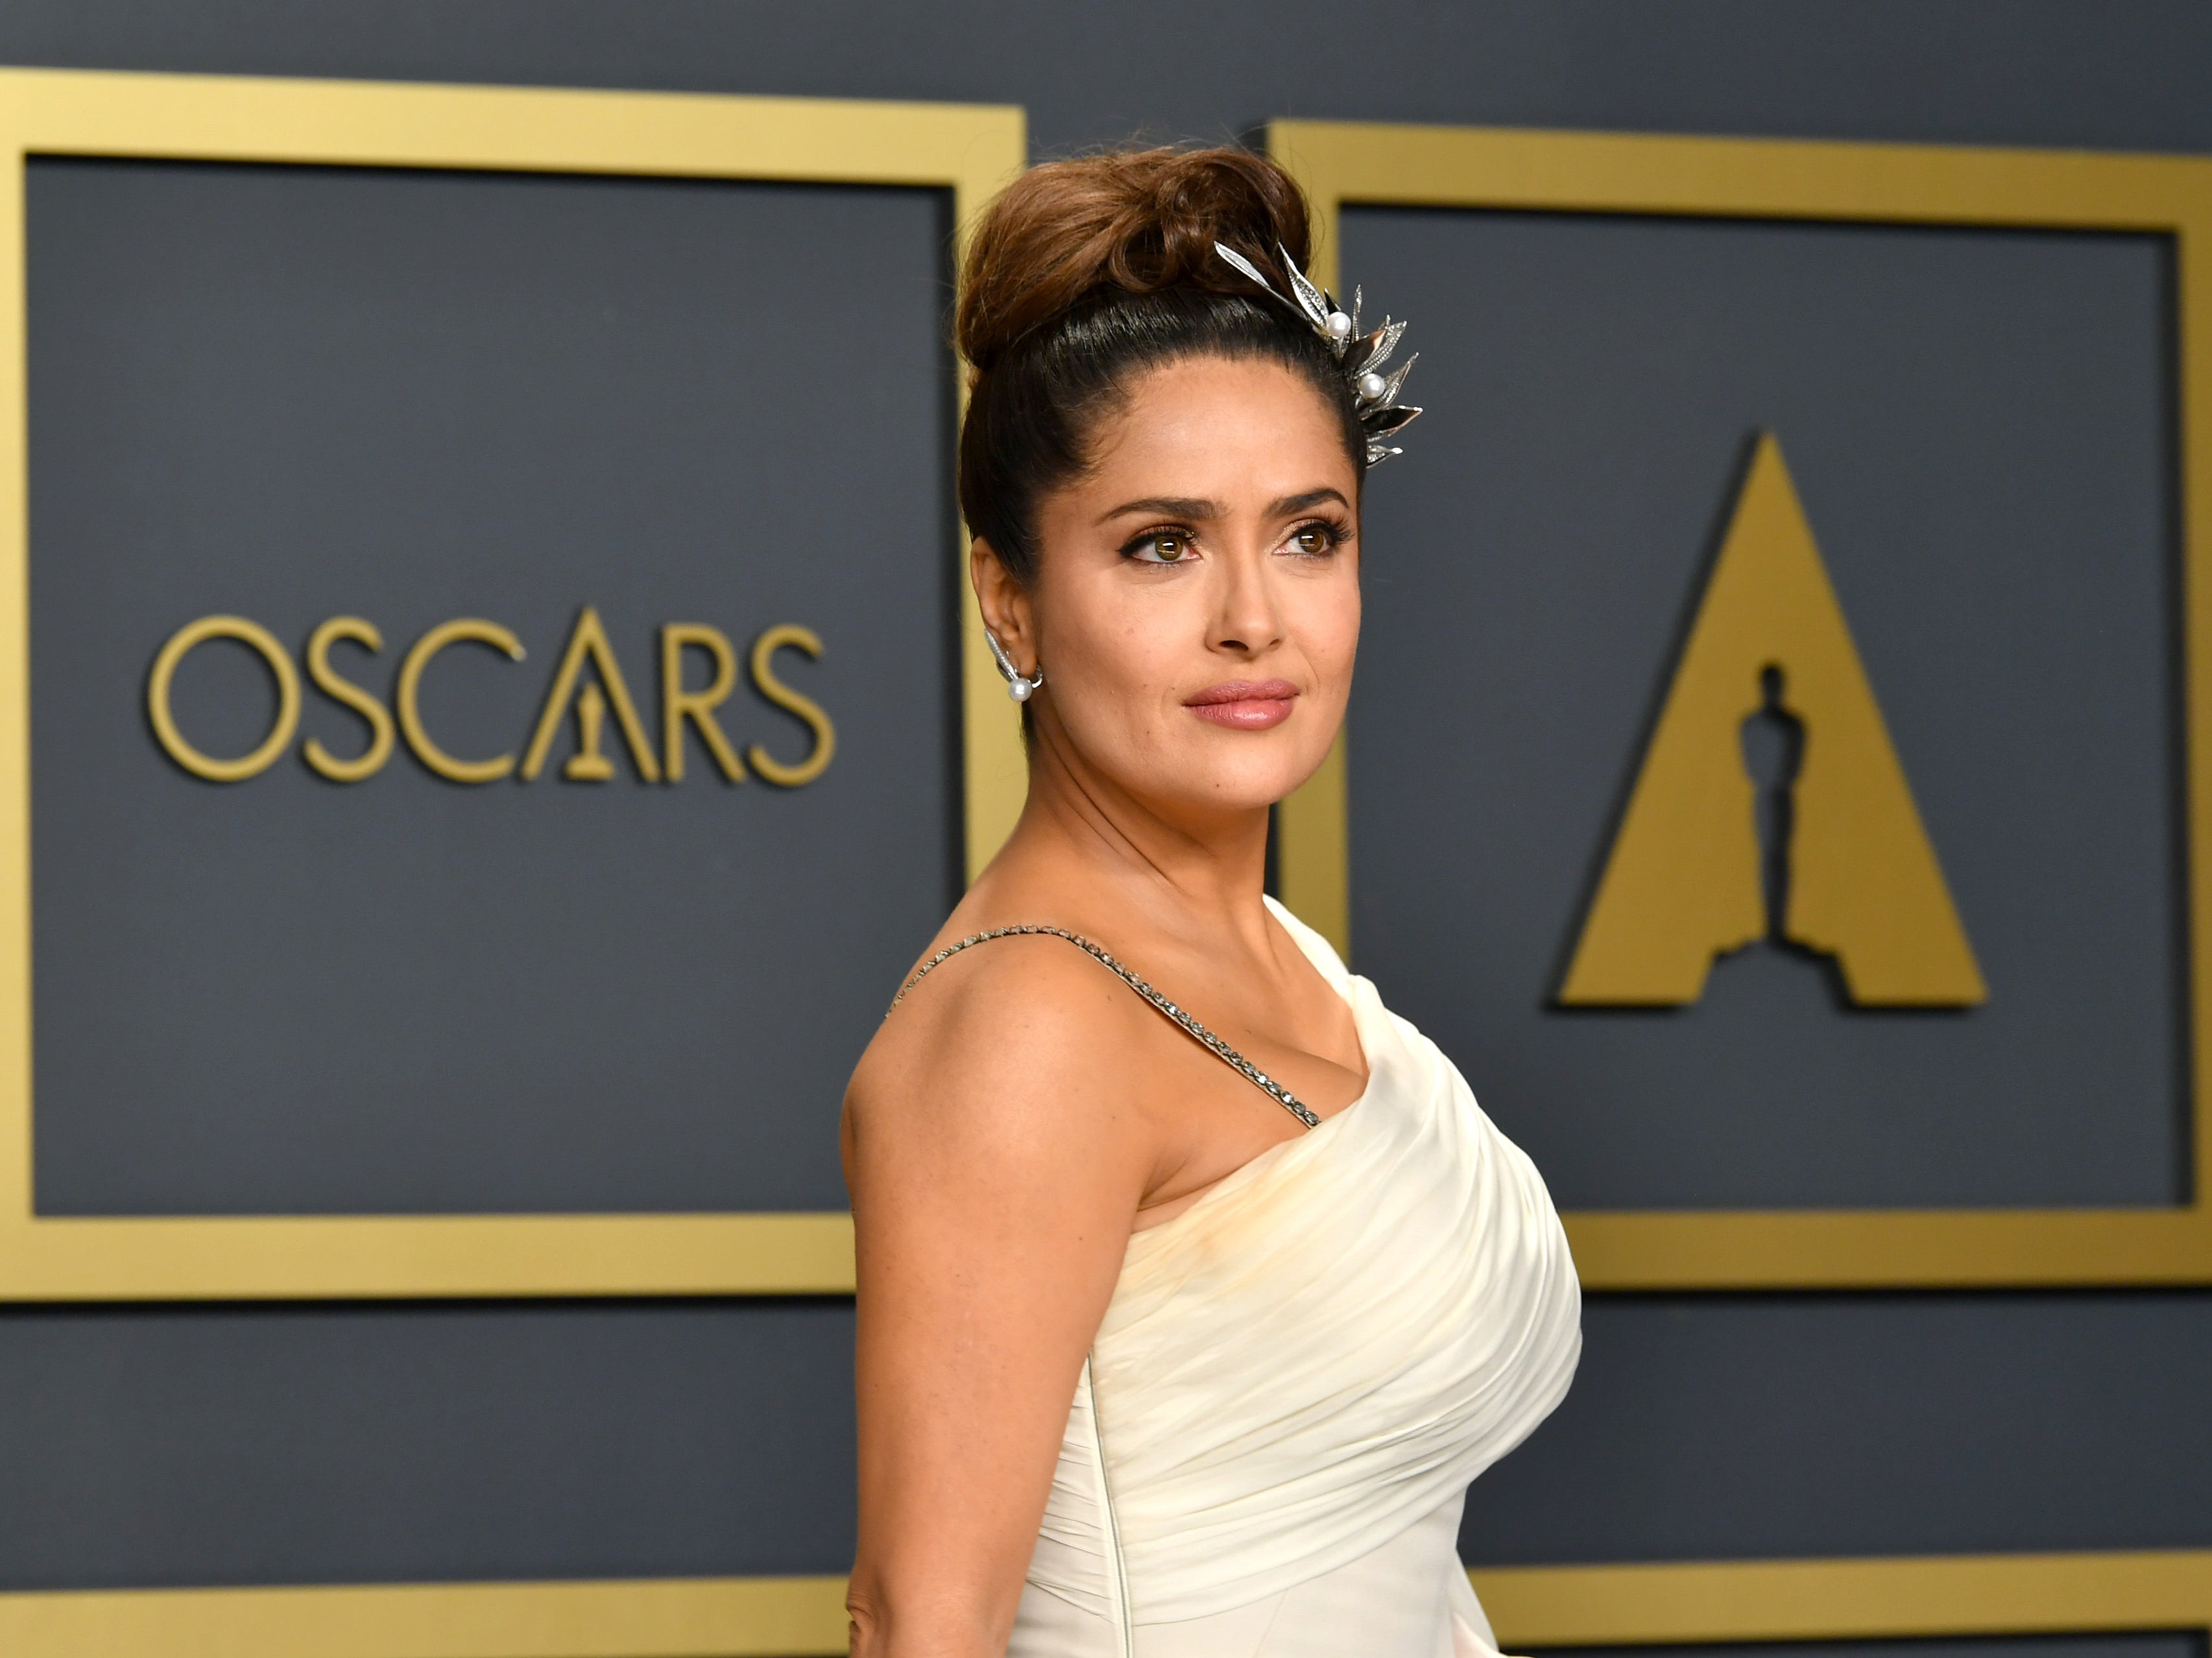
[981,354,1363,824]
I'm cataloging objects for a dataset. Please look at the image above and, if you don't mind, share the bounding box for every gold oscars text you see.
[145,607,834,787]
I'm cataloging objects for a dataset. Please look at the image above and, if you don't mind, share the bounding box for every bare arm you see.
[843,942,1158,1658]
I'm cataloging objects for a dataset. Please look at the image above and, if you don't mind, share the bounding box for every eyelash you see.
[1117,516,1351,565]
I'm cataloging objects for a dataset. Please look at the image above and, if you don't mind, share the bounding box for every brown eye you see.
[1130,531,1190,564]
[1292,524,1335,555]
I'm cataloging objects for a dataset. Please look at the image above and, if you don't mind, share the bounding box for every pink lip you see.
[1183,679,1301,730]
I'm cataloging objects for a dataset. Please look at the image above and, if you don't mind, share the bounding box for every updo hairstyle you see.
[956,147,1367,586]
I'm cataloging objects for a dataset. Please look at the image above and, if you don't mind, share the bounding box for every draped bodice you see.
[1011,900,1582,1657]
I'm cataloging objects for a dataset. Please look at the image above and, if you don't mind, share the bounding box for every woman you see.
[842,146,1581,1658]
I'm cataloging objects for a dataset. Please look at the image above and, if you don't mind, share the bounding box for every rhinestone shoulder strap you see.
[888,926,1321,1129]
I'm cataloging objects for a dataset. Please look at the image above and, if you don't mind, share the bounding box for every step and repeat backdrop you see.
[1,55,2209,1658]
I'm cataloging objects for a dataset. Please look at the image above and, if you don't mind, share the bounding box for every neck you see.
[991,713,1275,952]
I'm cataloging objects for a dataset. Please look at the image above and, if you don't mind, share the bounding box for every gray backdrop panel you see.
[0,1300,857,1591]
[1345,206,2179,1209]
[27,158,957,1216]
[1462,1294,2212,1565]
[1537,1642,2200,1658]
[9,1,2212,159]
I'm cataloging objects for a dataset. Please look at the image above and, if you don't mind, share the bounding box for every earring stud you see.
[983,627,1044,703]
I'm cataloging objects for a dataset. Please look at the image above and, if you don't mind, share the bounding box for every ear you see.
[970,539,1039,672]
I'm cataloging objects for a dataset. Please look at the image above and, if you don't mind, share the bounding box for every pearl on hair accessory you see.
[1214,241,1423,465]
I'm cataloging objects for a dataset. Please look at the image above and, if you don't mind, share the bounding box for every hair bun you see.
[956,146,1314,378]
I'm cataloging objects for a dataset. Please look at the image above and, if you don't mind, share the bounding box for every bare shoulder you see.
[846,933,1161,1186]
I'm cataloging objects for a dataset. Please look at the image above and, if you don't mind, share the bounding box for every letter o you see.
[146,615,301,782]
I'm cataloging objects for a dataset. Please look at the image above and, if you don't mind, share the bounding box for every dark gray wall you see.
[1543,1640,2203,1658]
[0,1300,856,1590]
[10,1,2212,157]
[1,0,2208,1620]
[1469,1294,2212,1563]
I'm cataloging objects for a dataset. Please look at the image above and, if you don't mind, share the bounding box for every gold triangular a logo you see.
[1559,433,1985,1007]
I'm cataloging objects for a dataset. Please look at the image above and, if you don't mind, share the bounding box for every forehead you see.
[1081,355,1359,499]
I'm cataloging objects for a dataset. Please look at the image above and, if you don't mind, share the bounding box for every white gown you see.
[1007,899,1582,1658]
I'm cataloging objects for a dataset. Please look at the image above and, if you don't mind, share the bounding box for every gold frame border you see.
[0,68,1027,1299]
[2,1552,2207,1656]
[1269,119,2212,1289]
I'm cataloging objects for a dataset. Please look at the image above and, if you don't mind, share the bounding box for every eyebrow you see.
[1095,487,1351,525]
[1097,496,1218,525]
[1270,487,1351,516]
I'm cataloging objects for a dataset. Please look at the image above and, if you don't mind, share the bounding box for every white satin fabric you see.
[1009,899,1581,1658]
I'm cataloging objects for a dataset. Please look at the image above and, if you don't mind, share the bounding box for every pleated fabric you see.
[1009,898,1581,1657]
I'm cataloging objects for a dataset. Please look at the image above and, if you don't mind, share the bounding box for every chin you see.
[1153,745,1325,817]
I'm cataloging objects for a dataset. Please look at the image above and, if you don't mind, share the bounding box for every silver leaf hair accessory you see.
[1214,241,1421,465]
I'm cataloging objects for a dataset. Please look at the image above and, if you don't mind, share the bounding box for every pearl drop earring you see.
[983,626,1044,703]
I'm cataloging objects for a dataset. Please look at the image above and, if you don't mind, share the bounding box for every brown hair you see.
[955,146,1365,583]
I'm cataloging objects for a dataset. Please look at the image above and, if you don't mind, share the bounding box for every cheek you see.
[1037,575,1181,717]
[1091,594,1195,713]
[1288,566,1363,684]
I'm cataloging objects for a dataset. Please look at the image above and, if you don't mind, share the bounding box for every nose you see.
[1209,544,1286,658]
